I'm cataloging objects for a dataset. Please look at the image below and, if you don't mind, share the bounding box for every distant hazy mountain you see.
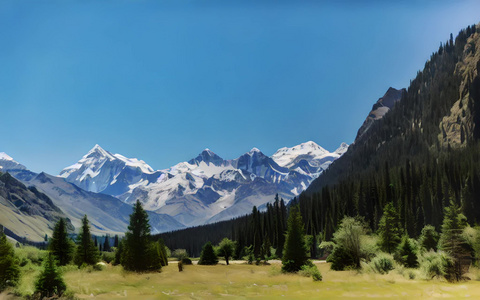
[60,141,347,226]
[0,171,69,242]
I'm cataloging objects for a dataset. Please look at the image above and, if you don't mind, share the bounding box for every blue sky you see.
[1,0,480,174]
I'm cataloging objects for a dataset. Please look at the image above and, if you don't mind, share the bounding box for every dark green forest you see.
[156,24,480,258]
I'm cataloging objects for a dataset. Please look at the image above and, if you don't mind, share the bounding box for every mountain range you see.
[0,141,346,240]
[59,141,347,226]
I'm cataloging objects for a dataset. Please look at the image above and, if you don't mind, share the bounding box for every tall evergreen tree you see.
[439,201,471,281]
[103,235,111,252]
[282,206,308,272]
[74,215,99,266]
[114,235,119,248]
[35,252,67,298]
[0,232,20,291]
[122,200,161,272]
[49,218,74,266]
[198,242,218,265]
[377,202,402,253]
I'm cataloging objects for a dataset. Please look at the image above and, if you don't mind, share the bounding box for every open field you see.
[8,260,480,299]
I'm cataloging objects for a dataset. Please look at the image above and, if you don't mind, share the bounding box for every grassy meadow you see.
[8,253,480,299]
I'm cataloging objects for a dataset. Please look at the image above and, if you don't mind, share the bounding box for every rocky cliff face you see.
[439,27,480,148]
[356,87,407,142]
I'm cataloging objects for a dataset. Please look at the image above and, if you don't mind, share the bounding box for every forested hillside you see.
[156,24,480,257]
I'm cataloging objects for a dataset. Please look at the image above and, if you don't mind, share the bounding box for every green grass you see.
[9,248,480,299]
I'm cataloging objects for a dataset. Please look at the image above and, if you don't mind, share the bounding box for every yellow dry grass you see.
[57,261,480,299]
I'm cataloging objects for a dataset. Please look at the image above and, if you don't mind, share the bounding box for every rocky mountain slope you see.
[60,141,347,226]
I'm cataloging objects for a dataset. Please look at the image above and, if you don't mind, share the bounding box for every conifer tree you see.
[113,240,124,266]
[282,205,308,272]
[0,232,20,291]
[49,218,74,266]
[439,201,471,281]
[418,225,440,251]
[217,238,235,265]
[114,235,119,248]
[198,242,218,265]
[35,252,66,298]
[122,200,161,271]
[103,235,111,252]
[395,235,418,268]
[74,215,99,266]
[378,202,402,253]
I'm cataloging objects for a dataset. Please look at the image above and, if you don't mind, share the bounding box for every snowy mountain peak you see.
[86,144,114,160]
[0,152,27,171]
[249,147,261,154]
[0,152,14,161]
[188,148,225,166]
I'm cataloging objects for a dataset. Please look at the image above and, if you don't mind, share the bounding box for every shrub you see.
[299,264,322,281]
[172,249,189,261]
[369,253,395,274]
[418,250,453,280]
[181,257,192,265]
[102,252,115,264]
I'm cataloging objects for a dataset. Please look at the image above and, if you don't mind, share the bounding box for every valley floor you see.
[7,261,480,299]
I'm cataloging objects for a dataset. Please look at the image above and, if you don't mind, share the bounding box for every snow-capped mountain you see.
[0,152,27,171]
[60,142,348,226]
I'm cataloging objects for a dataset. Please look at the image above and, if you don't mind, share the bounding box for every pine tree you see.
[198,242,218,265]
[114,235,119,248]
[419,224,440,251]
[217,238,235,265]
[0,232,20,291]
[35,252,66,298]
[49,218,74,266]
[113,240,124,266]
[439,201,471,281]
[103,235,111,252]
[395,235,418,268]
[378,202,402,253]
[74,215,99,266]
[282,206,308,272]
[122,200,161,272]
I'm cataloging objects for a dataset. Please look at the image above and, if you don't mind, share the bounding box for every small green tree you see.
[328,217,369,270]
[74,215,99,266]
[282,206,308,272]
[103,235,111,252]
[113,239,124,266]
[217,238,236,265]
[0,232,20,291]
[418,225,440,252]
[395,235,418,268]
[377,202,402,253]
[198,242,218,265]
[34,252,66,298]
[122,200,161,272]
[49,218,74,266]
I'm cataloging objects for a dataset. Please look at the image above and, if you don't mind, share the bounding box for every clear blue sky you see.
[1,0,479,174]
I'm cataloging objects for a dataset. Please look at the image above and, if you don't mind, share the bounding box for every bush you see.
[369,253,395,274]
[299,264,322,281]
[102,252,115,264]
[418,250,453,280]
[181,257,192,265]
[198,242,218,265]
[172,249,189,261]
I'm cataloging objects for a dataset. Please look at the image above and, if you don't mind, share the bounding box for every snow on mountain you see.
[0,152,27,171]
[60,142,347,226]
[59,144,162,198]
